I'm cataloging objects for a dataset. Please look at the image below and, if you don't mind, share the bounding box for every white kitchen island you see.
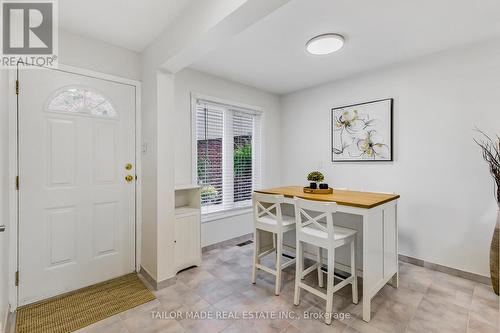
[255,186,400,322]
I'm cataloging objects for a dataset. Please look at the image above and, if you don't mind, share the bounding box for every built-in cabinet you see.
[174,185,202,273]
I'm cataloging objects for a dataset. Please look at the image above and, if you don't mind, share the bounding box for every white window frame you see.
[191,93,263,222]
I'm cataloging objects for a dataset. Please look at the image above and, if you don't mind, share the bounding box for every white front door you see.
[18,67,136,306]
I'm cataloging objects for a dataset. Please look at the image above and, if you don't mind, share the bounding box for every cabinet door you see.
[175,214,201,271]
[383,205,398,279]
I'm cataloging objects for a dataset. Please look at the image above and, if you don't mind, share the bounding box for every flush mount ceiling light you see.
[306,33,345,55]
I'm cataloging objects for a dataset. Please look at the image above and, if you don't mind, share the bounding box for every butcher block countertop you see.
[255,186,400,209]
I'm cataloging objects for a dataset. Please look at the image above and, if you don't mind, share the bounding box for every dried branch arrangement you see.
[474,129,500,206]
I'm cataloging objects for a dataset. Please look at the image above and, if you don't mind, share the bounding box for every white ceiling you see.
[60,0,192,52]
[190,0,500,94]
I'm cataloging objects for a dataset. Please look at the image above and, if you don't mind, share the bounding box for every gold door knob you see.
[125,175,134,182]
[125,163,133,170]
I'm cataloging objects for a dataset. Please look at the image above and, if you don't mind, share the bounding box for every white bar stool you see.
[293,197,358,325]
[252,192,296,295]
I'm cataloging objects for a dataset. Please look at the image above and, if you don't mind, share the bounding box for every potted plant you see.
[475,130,500,295]
[307,171,325,189]
[200,185,219,205]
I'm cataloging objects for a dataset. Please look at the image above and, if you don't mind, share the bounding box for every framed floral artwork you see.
[331,98,393,162]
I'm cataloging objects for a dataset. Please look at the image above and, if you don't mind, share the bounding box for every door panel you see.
[92,201,118,258]
[18,67,136,305]
[45,206,77,268]
[383,206,397,278]
[93,122,118,184]
[48,119,77,186]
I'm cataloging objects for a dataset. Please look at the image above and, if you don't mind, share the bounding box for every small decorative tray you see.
[303,187,333,194]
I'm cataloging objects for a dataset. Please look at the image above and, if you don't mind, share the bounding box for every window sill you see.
[201,207,253,224]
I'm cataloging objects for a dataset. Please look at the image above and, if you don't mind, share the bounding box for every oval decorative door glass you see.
[47,86,118,118]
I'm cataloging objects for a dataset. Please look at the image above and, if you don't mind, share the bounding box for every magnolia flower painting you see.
[331,98,393,162]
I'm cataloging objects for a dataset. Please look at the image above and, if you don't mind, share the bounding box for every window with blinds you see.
[194,98,262,215]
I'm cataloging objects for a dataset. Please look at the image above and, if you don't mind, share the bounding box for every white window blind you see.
[195,98,262,215]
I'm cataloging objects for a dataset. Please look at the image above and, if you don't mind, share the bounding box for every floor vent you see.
[236,240,253,247]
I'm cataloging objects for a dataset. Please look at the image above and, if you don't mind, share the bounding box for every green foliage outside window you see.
[234,144,252,176]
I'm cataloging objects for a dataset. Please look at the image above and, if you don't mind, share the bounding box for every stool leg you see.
[325,247,335,325]
[252,229,260,284]
[300,243,305,280]
[317,247,324,288]
[351,237,358,304]
[275,232,283,295]
[294,240,303,306]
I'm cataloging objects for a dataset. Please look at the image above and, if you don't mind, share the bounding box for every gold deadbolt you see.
[125,175,134,182]
[125,163,133,170]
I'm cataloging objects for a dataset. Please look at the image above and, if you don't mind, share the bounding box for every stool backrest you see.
[252,192,285,227]
[294,197,337,237]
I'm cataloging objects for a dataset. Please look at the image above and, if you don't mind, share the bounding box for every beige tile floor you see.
[11,242,499,333]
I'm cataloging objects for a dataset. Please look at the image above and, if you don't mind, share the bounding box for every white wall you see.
[59,30,141,80]
[281,40,500,277]
[139,58,178,282]
[174,68,282,246]
[0,70,10,331]
[156,72,177,281]
[138,59,159,280]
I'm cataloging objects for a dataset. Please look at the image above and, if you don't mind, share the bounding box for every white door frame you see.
[7,64,142,310]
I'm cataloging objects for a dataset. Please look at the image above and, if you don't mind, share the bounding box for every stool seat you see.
[302,225,357,240]
[257,214,295,227]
